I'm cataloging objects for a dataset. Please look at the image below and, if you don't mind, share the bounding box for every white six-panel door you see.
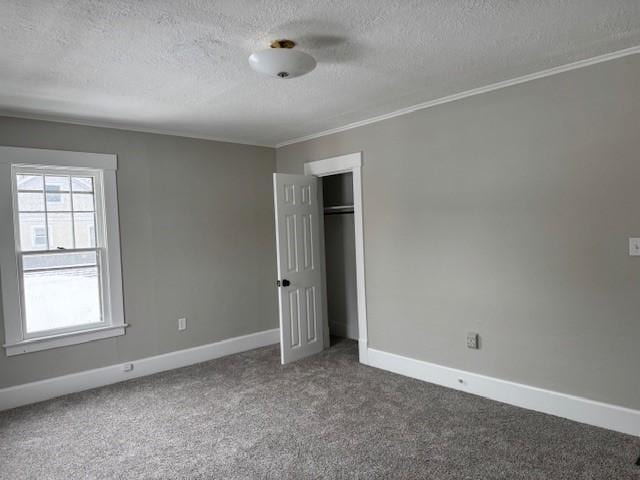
[273,174,325,364]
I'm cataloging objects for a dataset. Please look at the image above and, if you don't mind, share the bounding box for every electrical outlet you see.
[466,332,479,349]
[122,363,134,372]
[178,317,187,331]
[630,238,640,256]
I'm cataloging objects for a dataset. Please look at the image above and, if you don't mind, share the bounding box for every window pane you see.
[74,213,96,248]
[46,191,71,211]
[72,193,95,211]
[72,176,93,192]
[18,192,45,211]
[45,176,70,192]
[47,212,74,249]
[23,253,102,333]
[23,251,97,270]
[16,175,43,191]
[19,213,48,251]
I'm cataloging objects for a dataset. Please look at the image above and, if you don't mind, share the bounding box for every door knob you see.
[277,279,291,287]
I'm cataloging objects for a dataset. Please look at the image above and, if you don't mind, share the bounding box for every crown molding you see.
[275,44,640,148]
[2,45,638,150]
[0,111,275,148]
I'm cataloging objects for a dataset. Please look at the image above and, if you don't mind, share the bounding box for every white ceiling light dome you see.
[249,40,316,79]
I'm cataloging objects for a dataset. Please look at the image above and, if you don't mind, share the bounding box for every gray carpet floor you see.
[0,338,638,479]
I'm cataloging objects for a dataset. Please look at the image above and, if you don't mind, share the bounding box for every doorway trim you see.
[304,152,368,364]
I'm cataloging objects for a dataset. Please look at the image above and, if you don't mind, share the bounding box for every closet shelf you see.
[324,205,354,215]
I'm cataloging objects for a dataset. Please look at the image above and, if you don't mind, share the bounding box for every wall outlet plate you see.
[178,317,187,331]
[122,363,134,372]
[466,332,479,349]
[630,238,640,256]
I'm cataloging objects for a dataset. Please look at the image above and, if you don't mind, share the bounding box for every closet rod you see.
[324,205,354,215]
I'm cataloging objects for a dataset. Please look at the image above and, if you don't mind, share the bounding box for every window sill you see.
[3,324,128,356]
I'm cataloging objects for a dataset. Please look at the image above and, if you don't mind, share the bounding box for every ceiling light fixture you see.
[248,40,316,79]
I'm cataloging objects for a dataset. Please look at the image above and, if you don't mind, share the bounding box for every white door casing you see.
[273,174,325,364]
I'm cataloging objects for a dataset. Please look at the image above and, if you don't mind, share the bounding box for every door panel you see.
[305,286,317,342]
[273,173,325,364]
[302,214,314,270]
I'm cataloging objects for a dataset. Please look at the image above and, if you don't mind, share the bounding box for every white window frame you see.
[0,147,126,355]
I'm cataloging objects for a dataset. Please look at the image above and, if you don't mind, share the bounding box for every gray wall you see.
[323,174,358,340]
[277,55,640,410]
[0,117,278,388]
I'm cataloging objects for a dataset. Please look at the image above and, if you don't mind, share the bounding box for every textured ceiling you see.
[1,1,639,146]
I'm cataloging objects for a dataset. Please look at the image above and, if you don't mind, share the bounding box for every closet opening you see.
[321,173,358,345]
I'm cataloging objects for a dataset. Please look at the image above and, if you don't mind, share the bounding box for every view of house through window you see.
[15,171,103,334]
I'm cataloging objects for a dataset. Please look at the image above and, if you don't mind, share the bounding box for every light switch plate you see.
[178,317,187,331]
[630,238,640,257]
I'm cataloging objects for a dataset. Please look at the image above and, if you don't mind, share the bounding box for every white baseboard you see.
[0,328,280,411]
[329,321,359,341]
[4,332,637,437]
[366,348,640,437]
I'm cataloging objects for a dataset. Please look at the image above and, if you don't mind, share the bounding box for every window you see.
[45,183,63,203]
[31,226,47,247]
[0,147,125,355]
